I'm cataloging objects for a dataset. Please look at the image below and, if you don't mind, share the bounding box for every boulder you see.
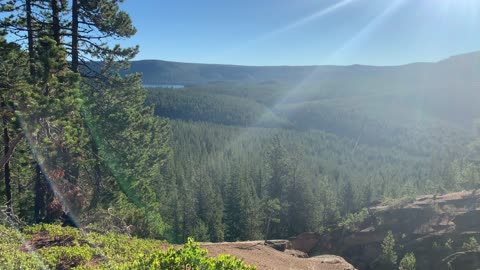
[311,255,357,270]
[289,232,322,253]
[265,240,292,251]
[284,249,309,258]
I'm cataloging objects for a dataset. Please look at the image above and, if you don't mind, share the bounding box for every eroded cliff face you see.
[199,240,357,270]
[312,191,480,269]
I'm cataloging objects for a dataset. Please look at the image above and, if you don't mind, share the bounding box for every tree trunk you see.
[34,164,44,223]
[264,212,272,243]
[90,140,102,207]
[26,0,35,77]
[0,133,23,171]
[50,0,61,45]
[71,0,79,72]
[2,105,12,218]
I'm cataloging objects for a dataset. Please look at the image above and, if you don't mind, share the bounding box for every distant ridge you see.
[439,50,480,63]
[129,51,480,85]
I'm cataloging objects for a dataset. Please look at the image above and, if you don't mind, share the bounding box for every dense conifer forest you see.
[143,78,480,243]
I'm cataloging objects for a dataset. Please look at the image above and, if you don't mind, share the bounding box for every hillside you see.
[132,51,480,85]
[134,50,480,248]
[140,51,480,131]
[129,60,319,84]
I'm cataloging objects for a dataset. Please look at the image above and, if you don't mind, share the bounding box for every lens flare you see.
[214,0,359,60]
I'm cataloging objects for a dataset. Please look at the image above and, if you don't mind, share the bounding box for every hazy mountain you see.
[131,51,480,85]
[136,51,480,131]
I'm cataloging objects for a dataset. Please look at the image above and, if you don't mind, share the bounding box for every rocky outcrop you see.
[312,190,480,270]
[199,240,357,270]
[289,232,322,253]
[311,255,357,270]
[284,249,309,258]
[265,239,292,251]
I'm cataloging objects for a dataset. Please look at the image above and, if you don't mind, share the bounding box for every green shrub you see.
[23,223,81,239]
[0,225,256,269]
[379,231,397,269]
[125,238,255,270]
[340,208,369,231]
[399,252,416,270]
[462,237,480,251]
[38,245,94,269]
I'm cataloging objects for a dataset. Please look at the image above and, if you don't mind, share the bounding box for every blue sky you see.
[120,0,480,66]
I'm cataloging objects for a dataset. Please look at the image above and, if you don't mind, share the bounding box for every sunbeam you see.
[199,1,365,164]
[213,0,359,60]
[205,0,410,167]
[327,0,407,63]
[258,0,358,41]
[271,0,407,108]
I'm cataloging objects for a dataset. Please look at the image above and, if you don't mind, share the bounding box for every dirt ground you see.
[199,241,356,270]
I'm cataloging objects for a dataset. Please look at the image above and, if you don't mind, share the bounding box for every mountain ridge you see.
[129,50,480,85]
[133,50,480,69]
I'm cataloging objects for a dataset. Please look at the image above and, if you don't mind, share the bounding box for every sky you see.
[120,0,480,66]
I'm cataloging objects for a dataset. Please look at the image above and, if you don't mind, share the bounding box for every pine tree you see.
[379,231,398,269]
[195,172,224,242]
[0,34,28,220]
[266,135,290,200]
[0,1,172,236]
[69,0,138,73]
[0,0,88,223]
[21,36,87,221]
[224,167,243,241]
[82,73,171,237]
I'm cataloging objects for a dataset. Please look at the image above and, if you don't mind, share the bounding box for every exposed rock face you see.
[289,232,322,253]
[312,190,480,270]
[265,239,292,251]
[284,249,309,258]
[311,255,357,270]
[198,240,357,270]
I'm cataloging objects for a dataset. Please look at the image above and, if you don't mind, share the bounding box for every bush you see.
[126,237,256,270]
[0,225,256,269]
[379,231,397,269]
[339,208,369,231]
[399,252,416,270]
[462,237,480,251]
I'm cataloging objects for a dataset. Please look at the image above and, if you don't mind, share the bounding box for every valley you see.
[135,53,480,268]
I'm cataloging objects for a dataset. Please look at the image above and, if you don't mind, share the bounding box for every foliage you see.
[339,208,369,231]
[146,88,289,127]
[128,238,255,270]
[0,0,479,258]
[0,225,255,269]
[82,74,172,238]
[152,117,464,241]
[0,0,172,239]
[136,73,477,241]
[462,237,480,252]
[379,231,398,268]
[445,238,454,250]
[398,252,416,270]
